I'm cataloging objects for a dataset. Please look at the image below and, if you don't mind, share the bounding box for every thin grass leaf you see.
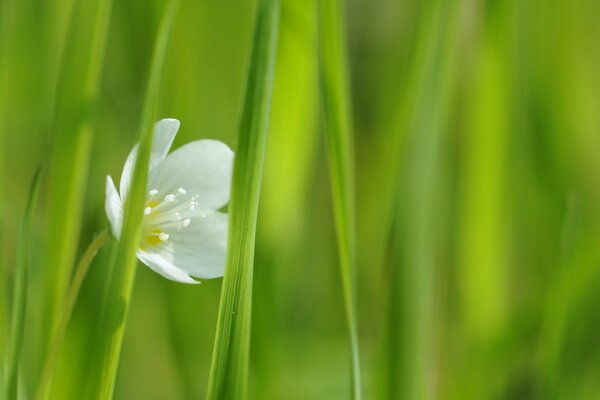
[205,0,279,398]
[384,0,461,398]
[316,0,361,397]
[42,0,113,353]
[0,0,14,364]
[5,166,44,400]
[84,1,179,398]
[35,229,109,400]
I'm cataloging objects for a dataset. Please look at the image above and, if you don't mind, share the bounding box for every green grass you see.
[2,0,600,399]
[5,166,43,400]
[42,0,114,351]
[317,0,362,397]
[85,1,179,398]
[205,0,279,398]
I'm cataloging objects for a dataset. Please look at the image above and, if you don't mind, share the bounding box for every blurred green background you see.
[2,0,600,399]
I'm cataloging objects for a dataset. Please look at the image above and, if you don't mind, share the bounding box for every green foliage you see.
[206,0,279,398]
[5,167,44,399]
[85,1,179,398]
[317,0,362,397]
[42,0,114,347]
[2,0,600,399]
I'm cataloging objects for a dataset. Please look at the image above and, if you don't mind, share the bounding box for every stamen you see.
[178,187,186,195]
[164,194,175,202]
[148,189,159,196]
[144,207,152,215]
[182,218,191,227]
[159,232,169,241]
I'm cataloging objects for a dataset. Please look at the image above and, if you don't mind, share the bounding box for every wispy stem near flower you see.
[84,1,179,398]
[35,230,109,400]
[205,0,280,397]
[317,0,362,397]
[5,166,44,400]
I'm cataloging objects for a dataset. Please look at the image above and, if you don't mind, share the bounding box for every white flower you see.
[105,118,234,284]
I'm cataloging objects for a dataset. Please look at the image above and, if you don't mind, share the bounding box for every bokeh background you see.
[2,0,600,399]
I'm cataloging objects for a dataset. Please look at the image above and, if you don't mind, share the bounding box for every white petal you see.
[143,211,228,280]
[148,140,234,211]
[137,249,200,284]
[105,175,123,238]
[120,119,180,201]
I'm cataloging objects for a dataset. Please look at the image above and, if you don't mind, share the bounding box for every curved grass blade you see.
[316,0,362,397]
[35,230,109,400]
[5,166,44,400]
[205,0,280,398]
[84,1,180,398]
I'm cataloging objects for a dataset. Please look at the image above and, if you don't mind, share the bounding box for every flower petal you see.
[148,140,234,211]
[105,175,123,238]
[142,211,228,280]
[137,249,200,284]
[120,118,180,200]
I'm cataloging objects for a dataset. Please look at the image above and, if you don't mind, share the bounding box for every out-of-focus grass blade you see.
[382,0,460,398]
[205,0,279,398]
[42,0,113,354]
[252,0,318,396]
[0,0,14,362]
[35,229,109,400]
[84,1,179,398]
[316,0,361,397]
[5,166,44,400]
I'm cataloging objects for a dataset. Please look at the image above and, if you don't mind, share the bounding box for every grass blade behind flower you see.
[205,0,280,398]
[84,1,179,398]
[317,0,362,397]
[5,166,44,400]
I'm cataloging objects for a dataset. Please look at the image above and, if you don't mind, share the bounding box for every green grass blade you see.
[35,230,109,400]
[205,0,279,397]
[5,166,44,400]
[316,0,361,397]
[385,0,460,398]
[0,0,13,366]
[84,1,179,398]
[42,0,113,352]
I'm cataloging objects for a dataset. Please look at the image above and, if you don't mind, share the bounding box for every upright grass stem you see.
[84,1,179,398]
[43,0,113,356]
[317,0,362,397]
[384,0,460,398]
[35,230,109,400]
[5,167,44,400]
[205,0,279,398]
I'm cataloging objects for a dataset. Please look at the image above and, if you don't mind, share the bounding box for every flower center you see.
[140,187,206,250]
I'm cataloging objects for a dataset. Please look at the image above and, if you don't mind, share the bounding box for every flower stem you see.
[34,229,109,400]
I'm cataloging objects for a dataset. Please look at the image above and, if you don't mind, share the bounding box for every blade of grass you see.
[0,0,14,365]
[252,0,318,396]
[84,1,179,398]
[5,166,44,400]
[316,0,361,397]
[383,0,460,398]
[205,0,279,398]
[35,230,109,400]
[42,0,113,357]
